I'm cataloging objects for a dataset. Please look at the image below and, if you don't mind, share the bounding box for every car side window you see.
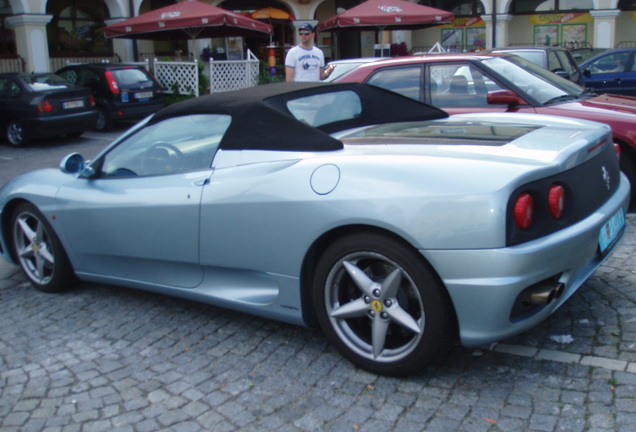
[429,64,500,107]
[81,69,101,87]
[286,91,362,127]
[59,69,79,84]
[588,53,630,74]
[0,78,8,97]
[547,51,561,72]
[556,51,581,82]
[365,66,423,101]
[100,114,232,178]
[0,79,21,97]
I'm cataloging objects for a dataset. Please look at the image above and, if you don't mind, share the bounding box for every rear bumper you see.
[423,173,630,347]
[104,100,165,121]
[22,110,98,138]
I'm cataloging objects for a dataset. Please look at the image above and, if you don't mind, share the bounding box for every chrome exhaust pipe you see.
[522,282,565,306]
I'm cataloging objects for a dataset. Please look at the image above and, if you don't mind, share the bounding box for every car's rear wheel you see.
[95,108,113,132]
[313,233,453,376]
[6,120,28,146]
[11,203,74,292]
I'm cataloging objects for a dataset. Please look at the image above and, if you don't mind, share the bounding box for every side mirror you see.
[487,89,522,106]
[60,153,85,174]
[583,69,591,78]
[60,153,95,178]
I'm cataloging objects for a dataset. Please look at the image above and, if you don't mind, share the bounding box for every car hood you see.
[542,93,636,121]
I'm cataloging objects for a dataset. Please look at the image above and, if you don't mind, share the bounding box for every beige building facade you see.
[1,0,635,73]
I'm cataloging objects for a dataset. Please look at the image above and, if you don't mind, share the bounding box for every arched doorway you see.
[46,0,113,56]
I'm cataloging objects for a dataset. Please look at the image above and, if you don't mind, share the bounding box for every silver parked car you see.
[0,82,629,375]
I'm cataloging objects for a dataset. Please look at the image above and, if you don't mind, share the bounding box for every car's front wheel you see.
[5,120,28,146]
[313,233,453,376]
[11,203,74,292]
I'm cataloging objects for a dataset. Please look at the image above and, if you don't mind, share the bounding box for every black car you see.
[56,64,165,131]
[488,46,584,86]
[0,73,97,147]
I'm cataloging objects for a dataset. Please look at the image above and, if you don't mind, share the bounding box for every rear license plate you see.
[599,208,625,254]
[63,100,84,109]
[135,91,153,99]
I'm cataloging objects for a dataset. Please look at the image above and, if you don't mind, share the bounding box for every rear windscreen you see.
[340,121,540,146]
[24,74,73,91]
[112,68,154,87]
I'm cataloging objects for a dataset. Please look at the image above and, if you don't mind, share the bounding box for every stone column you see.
[590,9,621,48]
[105,18,137,63]
[481,14,512,49]
[6,14,53,73]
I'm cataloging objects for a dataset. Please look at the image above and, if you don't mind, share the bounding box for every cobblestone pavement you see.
[1,216,635,432]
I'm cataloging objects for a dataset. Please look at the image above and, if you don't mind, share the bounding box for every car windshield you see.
[504,51,544,66]
[23,74,73,91]
[324,63,362,82]
[481,56,584,104]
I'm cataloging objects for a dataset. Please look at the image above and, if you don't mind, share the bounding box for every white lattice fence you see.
[50,56,120,72]
[0,56,24,73]
[209,50,260,94]
[154,61,199,96]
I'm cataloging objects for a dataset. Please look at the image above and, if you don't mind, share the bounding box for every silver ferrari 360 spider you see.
[0,82,629,375]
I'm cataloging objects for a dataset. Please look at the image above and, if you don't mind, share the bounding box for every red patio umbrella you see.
[104,0,272,40]
[251,8,295,21]
[316,0,454,32]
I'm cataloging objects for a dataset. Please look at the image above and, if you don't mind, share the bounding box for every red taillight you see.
[89,95,96,106]
[548,184,565,220]
[514,193,534,230]
[37,99,53,113]
[614,142,621,161]
[104,70,119,94]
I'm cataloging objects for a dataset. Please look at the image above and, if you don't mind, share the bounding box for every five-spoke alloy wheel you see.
[6,120,28,146]
[11,203,73,292]
[314,233,452,376]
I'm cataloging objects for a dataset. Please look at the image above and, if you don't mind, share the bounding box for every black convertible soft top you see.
[150,82,448,152]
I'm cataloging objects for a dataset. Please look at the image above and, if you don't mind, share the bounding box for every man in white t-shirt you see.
[285,23,335,82]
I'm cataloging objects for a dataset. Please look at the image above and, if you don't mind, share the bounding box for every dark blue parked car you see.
[580,48,636,97]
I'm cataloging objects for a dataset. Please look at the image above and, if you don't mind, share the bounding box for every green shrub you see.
[259,61,284,85]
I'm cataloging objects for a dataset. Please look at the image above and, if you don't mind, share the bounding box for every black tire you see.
[95,107,113,132]
[11,203,74,292]
[313,232,452,376]
[5,119,28,146]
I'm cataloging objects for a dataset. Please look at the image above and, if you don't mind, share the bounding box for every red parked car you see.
[336,52,636,198]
